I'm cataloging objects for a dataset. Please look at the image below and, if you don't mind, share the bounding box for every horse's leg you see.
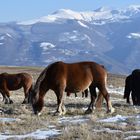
[124,82,131,104]
[0,91,9,104]
[137,94,140,106]
[22,86,30,104]
[132,92,137,105]
[126,95,130,104]
[124,91,131,104]
[82,90,88,98]
[2,83,13,104]
[82,92,84,98]
[85,85,96,114]
[98,85,114,113]
[3,89,13,104]
[0,91,6,103]
[75,93,78,97]
[84,89,88,98]
[54,88,66,116]
[55,92,65,116]
[61,101,66,115]
[67,92,70,97]
[0,91,5,102]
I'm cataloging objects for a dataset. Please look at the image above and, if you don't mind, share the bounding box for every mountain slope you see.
[0,5,140,74]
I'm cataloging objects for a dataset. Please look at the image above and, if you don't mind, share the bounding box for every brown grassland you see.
[0,66,140,140]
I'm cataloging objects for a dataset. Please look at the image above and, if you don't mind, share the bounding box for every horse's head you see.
[29,84,43,115]
[124,75,132,104]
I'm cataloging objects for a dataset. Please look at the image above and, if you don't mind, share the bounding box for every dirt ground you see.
[0,66,140,140]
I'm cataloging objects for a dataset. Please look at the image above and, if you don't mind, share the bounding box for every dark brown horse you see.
[30,61,114,115]
[0,72,33,104]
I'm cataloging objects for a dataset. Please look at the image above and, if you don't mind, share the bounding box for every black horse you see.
[124,69,140,105]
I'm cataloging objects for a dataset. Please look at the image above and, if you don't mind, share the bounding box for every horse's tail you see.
[95,91,104,110]
[27,84,34,104]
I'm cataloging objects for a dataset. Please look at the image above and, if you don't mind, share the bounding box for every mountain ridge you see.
[0,5,140,74]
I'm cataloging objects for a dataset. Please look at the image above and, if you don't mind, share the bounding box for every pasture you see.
[0,66,140,140]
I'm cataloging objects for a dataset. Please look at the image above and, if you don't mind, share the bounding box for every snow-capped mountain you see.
[0,5,140,74]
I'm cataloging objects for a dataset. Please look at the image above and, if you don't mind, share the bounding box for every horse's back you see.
[0,72,32,90]
[5,73,32,83]
[46,61,106,79]
[18,73,32,82]
[45,61,107,92]
[49,61,106,75]
[66,61,106,81]
[131,69,140,92]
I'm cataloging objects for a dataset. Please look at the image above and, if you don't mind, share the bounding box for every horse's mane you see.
[34,63,53,93]
[34,68,47,93]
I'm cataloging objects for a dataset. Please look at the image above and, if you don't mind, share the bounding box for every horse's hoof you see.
[34,111,42,116]
[85,109,93,114]
[10,100,13,104]
[107,107,115,114]
[62,107,66,115]
[22,101,27,104]
[54,111,62,116]
[61,110,66,115]
[37,112,42,116]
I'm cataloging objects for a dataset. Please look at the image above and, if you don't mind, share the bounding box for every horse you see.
[0,72,33,104]
[30,61,114,116]
[66,89,89,98]
[124,69,140,105]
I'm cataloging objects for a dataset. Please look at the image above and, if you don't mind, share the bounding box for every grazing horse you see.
[30,61,114,115]
[0,72,33,104]
[124,69,140,105]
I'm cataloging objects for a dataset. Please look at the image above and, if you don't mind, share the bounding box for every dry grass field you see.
[0,66,140,140]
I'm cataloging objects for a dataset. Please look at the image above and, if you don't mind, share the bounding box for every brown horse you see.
[0,72,33,104]
[30,61,114,115]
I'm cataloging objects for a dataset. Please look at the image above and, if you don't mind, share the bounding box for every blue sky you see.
[0,0,140,22]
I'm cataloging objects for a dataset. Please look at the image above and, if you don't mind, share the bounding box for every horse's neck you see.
[34,68,47,93]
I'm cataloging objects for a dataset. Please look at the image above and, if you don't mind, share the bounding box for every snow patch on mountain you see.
[0,33,13,40]
[127,33,140,39]
[40,42,55,50]
[59,31,89,42]
[77,21,89,28]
